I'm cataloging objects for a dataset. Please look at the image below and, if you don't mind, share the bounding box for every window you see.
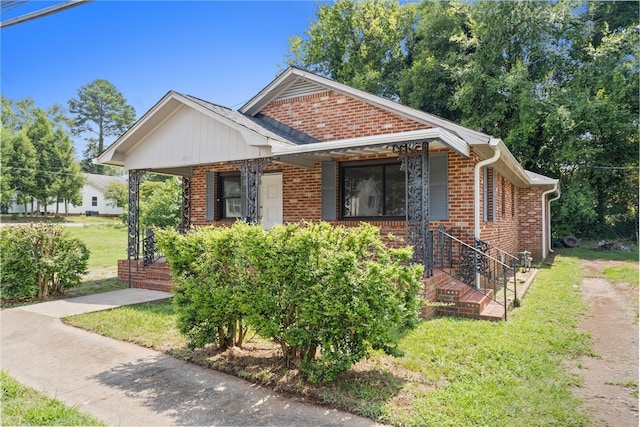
[218,174,242,219]
[91,196,98,207]
[323,154,448,221]
[341,162,404,218]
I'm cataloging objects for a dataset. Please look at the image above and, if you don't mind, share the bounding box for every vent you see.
[275,79,326,101]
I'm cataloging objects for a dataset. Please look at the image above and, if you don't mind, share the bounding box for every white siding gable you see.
[125,105,272,171]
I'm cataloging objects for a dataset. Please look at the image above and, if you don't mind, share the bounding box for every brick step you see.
[479,300,506,321]
[457,288,493,313]
[132,279,175,293]
[436,280,475,303]
[435,275,506,321]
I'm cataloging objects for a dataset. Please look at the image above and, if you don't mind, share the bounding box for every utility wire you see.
[0,0,90,29]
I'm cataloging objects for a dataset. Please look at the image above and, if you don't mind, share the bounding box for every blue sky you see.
[1,1,322,152]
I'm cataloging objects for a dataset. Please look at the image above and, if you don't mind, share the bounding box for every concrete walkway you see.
[1,289,383,426]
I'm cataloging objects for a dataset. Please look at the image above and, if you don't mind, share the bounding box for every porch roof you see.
[271,128,463,168]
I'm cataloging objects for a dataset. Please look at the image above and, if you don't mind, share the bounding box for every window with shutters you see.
[218,173,242,219]
[341,161,404,219]
[329,153,448,221]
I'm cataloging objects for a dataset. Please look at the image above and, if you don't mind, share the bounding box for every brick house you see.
[98,67,559,320]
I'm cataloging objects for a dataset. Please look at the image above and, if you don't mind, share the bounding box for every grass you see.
[65,224,128,271]
[559,240,639,262]
[1,370,105,426]
[603,265,639,286]
[64,302,188,354]
[66,252,594,426]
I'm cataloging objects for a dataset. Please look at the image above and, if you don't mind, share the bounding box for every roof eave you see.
[272,128,469,159]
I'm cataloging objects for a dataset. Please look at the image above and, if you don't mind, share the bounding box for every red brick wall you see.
[518,187,545,262]
[260,90,429,141]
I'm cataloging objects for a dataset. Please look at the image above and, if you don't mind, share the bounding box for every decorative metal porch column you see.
[396,142,430,273]
[181,176,191,233]
[127,169,144,259]
[127,169,144,288]
[238,158,271,223]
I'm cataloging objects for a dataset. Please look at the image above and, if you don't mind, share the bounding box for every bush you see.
[0,224,90,300]
[156,223,261,349]
[157,221,423,382]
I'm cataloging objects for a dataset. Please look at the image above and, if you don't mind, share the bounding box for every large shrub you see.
[156,221,423,382]
[0,224,89,299]
[247,222,423,381]
[156,222,261,349]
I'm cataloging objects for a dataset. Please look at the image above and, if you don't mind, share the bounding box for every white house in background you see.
[8,173,126,217]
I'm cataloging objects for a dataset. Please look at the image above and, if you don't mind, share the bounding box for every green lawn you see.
[66,250,600,426]
[1,371,105,426]
[65,224,127,271]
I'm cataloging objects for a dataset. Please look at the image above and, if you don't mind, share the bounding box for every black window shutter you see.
[321,161,337,220]
[429,153,448,220]
[205,171,215,221]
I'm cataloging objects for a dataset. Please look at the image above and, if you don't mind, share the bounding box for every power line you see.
[580,165,638,171]
[0,0,91,29]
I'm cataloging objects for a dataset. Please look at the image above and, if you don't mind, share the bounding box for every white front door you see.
[258,173,283,230]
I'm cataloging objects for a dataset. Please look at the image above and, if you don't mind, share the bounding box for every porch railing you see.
[142,228,162,268]
[433,226,519,320]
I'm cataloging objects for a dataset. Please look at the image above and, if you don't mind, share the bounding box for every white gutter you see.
[545,184,561,254]
[474,138,501,239]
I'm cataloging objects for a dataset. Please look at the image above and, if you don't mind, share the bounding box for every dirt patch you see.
[568,259,639,427]
[183,338,435,416]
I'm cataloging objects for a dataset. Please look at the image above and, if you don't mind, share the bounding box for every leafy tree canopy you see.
[67,79,136,174]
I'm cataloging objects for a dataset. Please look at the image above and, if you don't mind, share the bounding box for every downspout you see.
[473,139,500,289]
[546,184,561,254]
[474,139,501,239]
[541,183,559,260]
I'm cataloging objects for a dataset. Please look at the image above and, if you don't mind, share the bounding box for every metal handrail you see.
[434,227,519,320]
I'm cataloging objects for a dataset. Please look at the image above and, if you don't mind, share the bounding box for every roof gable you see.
[97,91,298,173]
[240,67,490,150]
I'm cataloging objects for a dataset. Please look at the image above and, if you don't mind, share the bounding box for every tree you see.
[25,110,58,215]
[1,96,36,133]
[546,2,639,238]
[139,177,182,228]
[67,79,136,174]
[288,0,415,98]
[0,128,15,212]
[4,130,38,214]
[50,128,85,216]
[104,181,127,208]
[398,1,470,120]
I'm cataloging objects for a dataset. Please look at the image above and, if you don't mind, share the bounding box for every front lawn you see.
[0,370,105,426]
[65,252,593,426]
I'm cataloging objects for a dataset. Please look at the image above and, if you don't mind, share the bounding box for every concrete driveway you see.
[1,289,383,426]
